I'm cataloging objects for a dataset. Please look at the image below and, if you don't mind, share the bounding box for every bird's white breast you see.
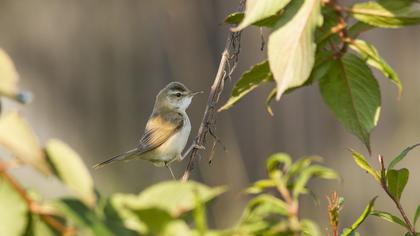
[155,113,191,162]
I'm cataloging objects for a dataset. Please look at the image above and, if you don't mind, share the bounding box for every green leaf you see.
[348,22,375,38]
[350,39,401,96]
[134,208,174,235]
[370,210,408,228]
[292,165,338,198]
[54,198,114,236]
[193,188,207,234]
[268,0,323,100]
[341,197,377,236]
[414,205,420,226]
[266,153,292,179]
[161,221,192,236]
[24,214,60,236]
[387,168,409,200]
[0,175,29,236]
[351,0,420,28]
[0,48,31,104]
[301,219,320,236]
[116,181,225,218]
[246,179,276,194]
[388,143,420,169]
[0,112,51,175]
[239,194,288,224]
[232,0,292,31]
[219,61,272,112]
[225,12,281,28]
[107,194,147,234]
[45,139,96,207]
[320,54,381,152]
[225,12,244,25]
[350,149,381,182]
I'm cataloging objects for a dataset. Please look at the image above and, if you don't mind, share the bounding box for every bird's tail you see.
[92,149,138,169]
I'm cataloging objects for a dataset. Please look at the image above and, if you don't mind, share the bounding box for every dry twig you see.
[181,1,244,181]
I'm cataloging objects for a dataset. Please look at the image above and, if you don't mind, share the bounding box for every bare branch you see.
[181,1,244,181]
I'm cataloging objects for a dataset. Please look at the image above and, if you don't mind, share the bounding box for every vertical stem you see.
[378,155,417,235]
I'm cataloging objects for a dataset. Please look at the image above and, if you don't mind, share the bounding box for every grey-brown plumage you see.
[93,82,201,178]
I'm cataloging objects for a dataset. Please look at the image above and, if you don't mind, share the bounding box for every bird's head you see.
[156,82,202,111]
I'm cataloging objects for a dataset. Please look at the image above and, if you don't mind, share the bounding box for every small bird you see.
[93,82,201,179]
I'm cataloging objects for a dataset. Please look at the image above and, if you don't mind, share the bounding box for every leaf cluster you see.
[221,0,420,152]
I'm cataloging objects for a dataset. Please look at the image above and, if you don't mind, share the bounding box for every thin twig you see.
[0,161,75,235]
[377,155,417,235]
[181,1,244,181]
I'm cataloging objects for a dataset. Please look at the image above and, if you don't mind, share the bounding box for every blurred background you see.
[0,0,419,235]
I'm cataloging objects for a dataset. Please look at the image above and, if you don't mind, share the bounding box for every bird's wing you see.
[137,111,184,153]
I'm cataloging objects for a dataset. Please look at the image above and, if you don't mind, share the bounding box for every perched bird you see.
[93,82,201,179]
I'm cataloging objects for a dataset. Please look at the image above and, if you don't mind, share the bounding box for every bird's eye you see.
[175,93,182,97]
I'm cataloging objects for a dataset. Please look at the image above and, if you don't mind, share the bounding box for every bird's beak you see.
[189,91,204,97]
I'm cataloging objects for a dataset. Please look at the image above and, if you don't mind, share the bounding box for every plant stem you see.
[378,155,417,235]
[0,161,75,235]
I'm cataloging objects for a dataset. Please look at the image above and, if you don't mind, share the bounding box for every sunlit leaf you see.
[219,61,272,112]
[320,54,381,152]
[232,0,291,31]
[351,0,420,28]
[341,197,377,236]
[370,210,408,228]
[266,153,292,179]
[246,179,276,194]
[0,112,50,175]
[0,175,29,236]
[161,221,192,236]
[350,39,401,96]
[388,143,420,169]
[0,49,31,104]
[45,139,95,207]
[387,168,409,200]
[240,194,288,223]
[350,149,380,182]
[268,0,323,100]
[115,181,225,218]
[292,165,337,198]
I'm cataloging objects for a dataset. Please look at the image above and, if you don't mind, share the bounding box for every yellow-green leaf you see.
[232,0,292,31]
[0,112,50,175]
[351,149,381,182]
[46,139,96,207]
[0,49,19,98]
[351,0,420,28]
[350,39,402,96]
[342,197,377,236]
[0,49,31,104]
[0,175,29,236]
[115,181,225,218]
[268,0,323,100]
